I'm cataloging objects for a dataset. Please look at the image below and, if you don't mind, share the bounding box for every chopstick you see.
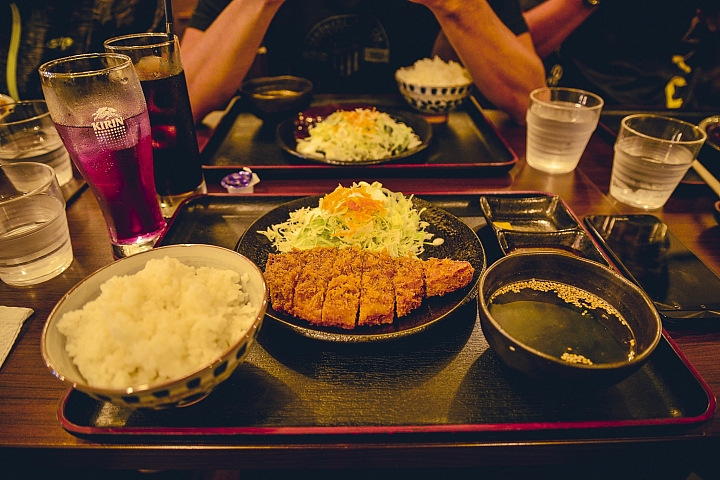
[692,160,720,198]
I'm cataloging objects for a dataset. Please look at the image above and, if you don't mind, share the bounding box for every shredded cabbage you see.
[296,108,421,161]
[258,181,439,258]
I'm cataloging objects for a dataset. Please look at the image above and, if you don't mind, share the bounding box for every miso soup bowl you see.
[478,251,662,388]
[239,75,313,123]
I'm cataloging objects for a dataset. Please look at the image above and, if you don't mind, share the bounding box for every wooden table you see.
[2,110,720,477]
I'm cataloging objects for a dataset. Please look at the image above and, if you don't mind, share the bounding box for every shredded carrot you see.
[321,184,386,237]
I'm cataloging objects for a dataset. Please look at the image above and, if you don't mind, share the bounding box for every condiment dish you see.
[478,251,662,388]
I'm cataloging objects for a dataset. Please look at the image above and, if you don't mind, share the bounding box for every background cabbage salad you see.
[296,108,421,161]
[259,182,440,258]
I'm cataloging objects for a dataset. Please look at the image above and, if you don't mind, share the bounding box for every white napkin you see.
[0,306,33,368]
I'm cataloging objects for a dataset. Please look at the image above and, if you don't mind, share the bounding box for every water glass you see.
[0,100,73,186]
[526,87,604,174]
[104,33,206,218]
[610,114,707,210]
[38,53,165,258]
[0,162,73,286]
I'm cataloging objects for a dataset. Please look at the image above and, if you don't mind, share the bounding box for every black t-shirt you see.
[189,0,529,94]
[544,0,718,107]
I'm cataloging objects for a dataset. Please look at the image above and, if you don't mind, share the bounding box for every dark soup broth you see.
[488,279,636,365]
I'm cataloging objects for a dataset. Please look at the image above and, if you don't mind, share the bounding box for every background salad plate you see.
[276,105,433,166]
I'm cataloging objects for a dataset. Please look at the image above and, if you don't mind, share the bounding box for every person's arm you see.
[180,0,285,123]
[522,0,598,58]
[411,0,546,125]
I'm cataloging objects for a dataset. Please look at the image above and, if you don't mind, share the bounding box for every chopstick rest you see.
[0,306,33,369]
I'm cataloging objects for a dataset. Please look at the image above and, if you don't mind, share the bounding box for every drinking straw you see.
[164,0,176,53]
[164,0,175,41]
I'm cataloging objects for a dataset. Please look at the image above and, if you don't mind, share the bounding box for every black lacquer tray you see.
[200,95,517,181]
[599,109,718,140]
[57,193,715,436]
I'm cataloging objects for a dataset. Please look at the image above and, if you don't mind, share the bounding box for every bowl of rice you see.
[395,56,474,115]
[41,244,268,409]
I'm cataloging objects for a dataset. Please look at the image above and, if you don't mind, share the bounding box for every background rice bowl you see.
[395,56,474,114]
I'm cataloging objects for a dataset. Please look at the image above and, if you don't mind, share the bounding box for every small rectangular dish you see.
[479,193,609,266]
[479,194,578,232]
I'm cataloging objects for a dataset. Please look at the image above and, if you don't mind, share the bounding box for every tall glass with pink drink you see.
[39,53,165,258]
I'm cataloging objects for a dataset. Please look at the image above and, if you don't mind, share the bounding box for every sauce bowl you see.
[478,251,662,388]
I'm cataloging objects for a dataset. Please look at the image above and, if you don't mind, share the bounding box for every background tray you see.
[58,193,715,436]
[200,95,517,181]
[598,109,718,140]
[598,109,720,185]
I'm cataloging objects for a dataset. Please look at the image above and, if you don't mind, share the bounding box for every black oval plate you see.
[235,195,485,342]
[275,105,433,166]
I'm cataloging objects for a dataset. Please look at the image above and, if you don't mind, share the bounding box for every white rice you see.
[57,256,257,390]
[396,56,472,86]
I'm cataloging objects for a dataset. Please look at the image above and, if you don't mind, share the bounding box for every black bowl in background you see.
[239,75,313,123]
[699,115,720,151]
[699,115,720,178]
[478,251,662,388]
[699,116,720,225]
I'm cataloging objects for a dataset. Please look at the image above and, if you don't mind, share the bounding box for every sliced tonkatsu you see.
[358,250,396,327]
[393,255,425,318]
[291,246,337,324]
[424,257,475,297]
[321,246,363,329]
[263,249,307,314]
[263,246,475,329]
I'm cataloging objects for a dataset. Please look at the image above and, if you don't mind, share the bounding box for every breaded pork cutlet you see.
[393,255,425,318]
[292,246,337,324]
[264,249,306,314]
[424,258,475,297]
[321,246,363,329]
[358,250,396,327]
[264,247,476,329]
